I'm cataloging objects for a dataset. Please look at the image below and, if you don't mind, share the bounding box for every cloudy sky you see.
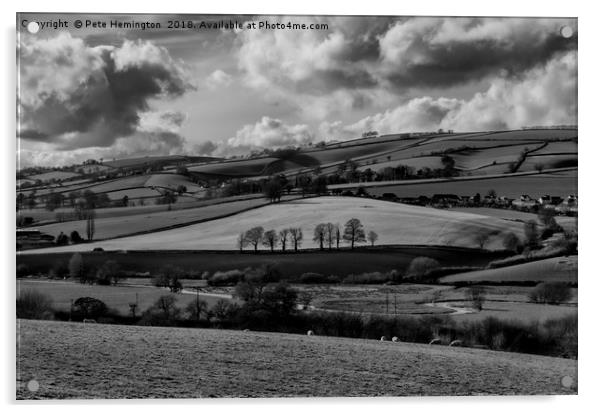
[17,14,577,167]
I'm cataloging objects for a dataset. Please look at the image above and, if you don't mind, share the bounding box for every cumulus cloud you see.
[205,69,233,90]
[18,32,194,150]
[324,51,577,136]
[208,116,315,157]
[234,16,576,119]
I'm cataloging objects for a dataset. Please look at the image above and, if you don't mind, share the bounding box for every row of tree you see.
[236,218,378,252]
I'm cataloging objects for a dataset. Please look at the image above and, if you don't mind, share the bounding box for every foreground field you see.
[16,320,577,398]
[24,197,525,253]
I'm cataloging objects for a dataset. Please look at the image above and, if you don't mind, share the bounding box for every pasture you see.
[357,169,577,199]
[439,256,578,284]
[26,171,81,182]
[24,196,277,241]
[16,319,577,398]
[17,279,227,316]
[295,283,577,323]
[23,197,526,253]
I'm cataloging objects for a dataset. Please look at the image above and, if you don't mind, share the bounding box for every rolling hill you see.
[22,196,525,253]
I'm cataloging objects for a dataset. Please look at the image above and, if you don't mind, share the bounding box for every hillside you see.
[17,320,576,398]
[21,196,525,253]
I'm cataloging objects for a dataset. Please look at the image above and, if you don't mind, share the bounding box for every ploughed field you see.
[22,197,525,253]
[17,319,577,398]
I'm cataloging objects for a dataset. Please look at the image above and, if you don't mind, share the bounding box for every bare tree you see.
[343,218,366,249]
[465,286,486,311]
[335,224,341,249]
[244,226,265,252]
[278,229,289,251]
[289,228,303,252]
[368,230,378,246]
[262,229,277,252]
[237,232,247,252]
[313,223,327,250]
[325,222,337,250]
[475,232,489,249]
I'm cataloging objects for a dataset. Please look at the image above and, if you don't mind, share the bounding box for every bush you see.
[17,290,54,319]
[299,272,339,284]
[529,282,573,304]
[208,269,245,286]
[342,272,390,284]
[406,257,440,280]
[72,297,109,320]
[70,231,83,243]
[139,295,182,326]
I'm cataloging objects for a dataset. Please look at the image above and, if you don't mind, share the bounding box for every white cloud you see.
[205,69,233,90]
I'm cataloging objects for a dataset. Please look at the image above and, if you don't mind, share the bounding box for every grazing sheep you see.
[429,338,442,345]
[380,336,387,341]
[449,340,463,347]
[307,330,314,336]
[392,336,399,342]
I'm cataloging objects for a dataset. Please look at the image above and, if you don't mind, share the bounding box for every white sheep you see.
[380,336,387,341]
[449,340,463,347]
[307,330,314,336]
[392,336,399,342]
[429,338,441,345]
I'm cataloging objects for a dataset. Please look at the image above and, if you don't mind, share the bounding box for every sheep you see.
[380,336,387,341]
[392,336,400,342]
[429,338,441,345]
[449,340,463,347]
[307,330,314,336]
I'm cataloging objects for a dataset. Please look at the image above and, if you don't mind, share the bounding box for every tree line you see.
[237,218,378,252]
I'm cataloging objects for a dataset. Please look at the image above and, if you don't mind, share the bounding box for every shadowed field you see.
[16,319,577,399]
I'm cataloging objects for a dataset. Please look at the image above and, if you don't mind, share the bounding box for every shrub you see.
[139,295,181,326]
[299,272,338,284]
[17,290,54,319]
[406,257,440,280]
[529,282,573,304]
[96,260,122,285]
[72,297,108,320]
[342,272,390,284]
[70,231,83,243]
[208,269,245,286]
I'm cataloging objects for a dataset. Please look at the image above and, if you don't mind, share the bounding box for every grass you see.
[439,256,578,284]
[360,169,577,199]
[27,171,81,181]
[17,279,228,316]
[24,196,276,241]
[24,197,526,252]
[16,319,577,398]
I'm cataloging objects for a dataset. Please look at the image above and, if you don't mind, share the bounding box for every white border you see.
[2,1,599,411]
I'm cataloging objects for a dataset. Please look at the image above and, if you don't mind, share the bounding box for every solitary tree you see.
[368,230,378,246]
[244,226,265,252]
[503,232,521,253]
[313,224,327,250]
[289,228,303,252]
[335,224,341,249]
[524,219,540,249]
[475,232,489,249]
[465,286,486,311]
[279,229,289,251]
[262,229,277,252]
[185,296,209,322]
[343,218,366,249]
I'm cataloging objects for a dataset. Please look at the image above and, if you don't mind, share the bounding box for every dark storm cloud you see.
[19,32,194,150]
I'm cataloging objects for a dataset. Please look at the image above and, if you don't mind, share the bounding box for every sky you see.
[17,14,577,167]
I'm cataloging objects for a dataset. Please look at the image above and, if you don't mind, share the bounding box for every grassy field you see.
[448,207,578,230]
[27,171,81,181]
[24,197,525,253]
[17,279,228,316]
[292,283,577,323]
[17,247,504,279]
[439,256,578,284]
[25,196,275,241]
[16,319,577,398]
[358,169,577,199]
